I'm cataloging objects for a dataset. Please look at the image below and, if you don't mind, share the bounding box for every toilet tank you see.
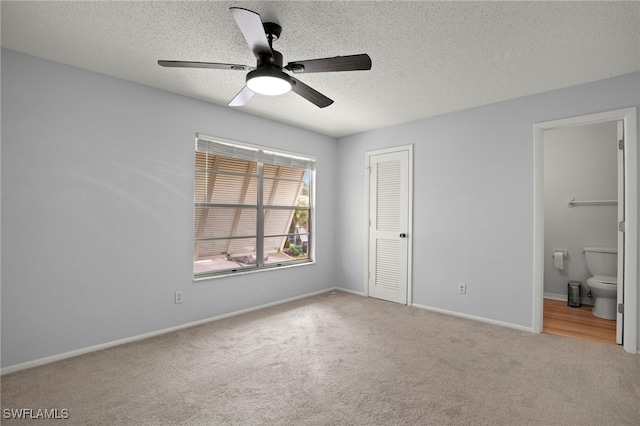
[584,247,617,277]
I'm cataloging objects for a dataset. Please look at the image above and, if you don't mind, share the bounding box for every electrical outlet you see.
[458,283,467,295]
[175,291,183,304]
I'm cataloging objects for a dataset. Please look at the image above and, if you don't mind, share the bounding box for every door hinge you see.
[618,139,624,150]
[618,221,626,232]
[618,303,624,314]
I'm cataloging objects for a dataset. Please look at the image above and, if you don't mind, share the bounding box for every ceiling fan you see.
[158,7,372,108]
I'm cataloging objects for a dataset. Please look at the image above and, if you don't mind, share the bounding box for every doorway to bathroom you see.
[533,107,638,354]
[543,121,619,344]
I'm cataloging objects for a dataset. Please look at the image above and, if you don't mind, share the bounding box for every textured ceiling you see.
[2,1,639,138]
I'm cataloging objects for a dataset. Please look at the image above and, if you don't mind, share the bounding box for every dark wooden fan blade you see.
[290,77,334,108]
[228,86,255,107]
[230,7,273,60]
[158,60,252,71]
[286,54,372,73]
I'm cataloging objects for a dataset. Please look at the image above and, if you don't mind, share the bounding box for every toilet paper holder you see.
[553,249,568,259]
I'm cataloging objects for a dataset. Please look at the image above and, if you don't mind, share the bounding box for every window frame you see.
[193,134,316,280]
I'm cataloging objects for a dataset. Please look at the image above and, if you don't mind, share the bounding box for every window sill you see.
[193,260,316,283]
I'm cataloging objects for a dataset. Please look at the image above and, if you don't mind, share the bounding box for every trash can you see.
[567,281,581,307]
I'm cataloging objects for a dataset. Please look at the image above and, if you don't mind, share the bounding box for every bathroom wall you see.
[543,121,618,302]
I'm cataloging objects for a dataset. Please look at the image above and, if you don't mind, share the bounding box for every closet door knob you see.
[399,233,407,238]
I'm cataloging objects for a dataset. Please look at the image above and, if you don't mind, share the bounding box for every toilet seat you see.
[588,275,617,285]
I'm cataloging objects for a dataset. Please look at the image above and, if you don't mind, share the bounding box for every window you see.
[193,134,315,278]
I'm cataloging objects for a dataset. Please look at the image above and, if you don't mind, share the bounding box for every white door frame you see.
[533,107,638,354]
[364,144,414,305]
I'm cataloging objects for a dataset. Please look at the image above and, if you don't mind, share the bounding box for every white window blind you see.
[196,134,316,170]
[193,134,314,278]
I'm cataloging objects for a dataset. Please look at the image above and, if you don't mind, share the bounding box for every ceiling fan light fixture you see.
[246,68,292,96]
[159,8,370,107]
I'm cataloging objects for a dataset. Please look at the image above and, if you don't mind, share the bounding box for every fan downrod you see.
[263,22,282,43]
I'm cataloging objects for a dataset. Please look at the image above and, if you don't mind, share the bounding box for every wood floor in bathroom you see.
[543,298,616,345]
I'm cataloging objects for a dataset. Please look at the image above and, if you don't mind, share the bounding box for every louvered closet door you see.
[368,150,409,304]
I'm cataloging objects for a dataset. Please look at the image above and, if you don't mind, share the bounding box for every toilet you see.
[584,247,618,320]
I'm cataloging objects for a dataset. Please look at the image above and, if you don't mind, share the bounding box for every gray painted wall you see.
[543,122,618,301]
[2,48,639,369]
[336,72,640,344]
[1,49,338,368]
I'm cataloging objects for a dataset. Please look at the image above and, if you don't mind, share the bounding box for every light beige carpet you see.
[2,291,639,425]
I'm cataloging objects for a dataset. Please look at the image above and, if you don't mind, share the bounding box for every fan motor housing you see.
[258,50,284,68]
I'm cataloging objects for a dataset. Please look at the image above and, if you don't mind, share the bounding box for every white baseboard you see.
[1,287,337,376]
[7,287,613,375]
[333,287,366,297]
[337,289,534,333]
[544,292,566,301]
[412,303,534,333]
[544,292,594,306]
[336,289,533,332]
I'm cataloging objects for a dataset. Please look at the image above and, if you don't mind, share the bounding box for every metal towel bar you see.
[567,198,617,207]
